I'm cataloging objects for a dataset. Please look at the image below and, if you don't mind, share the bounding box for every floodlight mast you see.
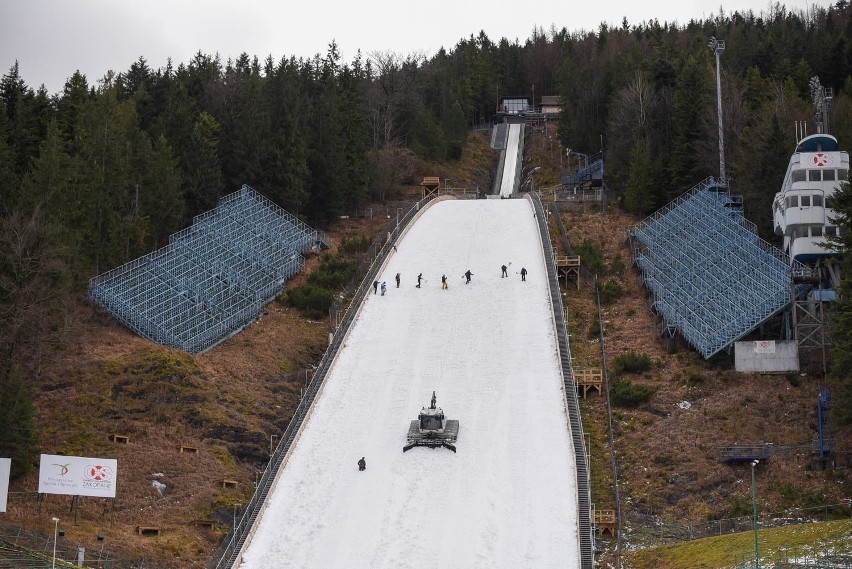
[708,37,727,186]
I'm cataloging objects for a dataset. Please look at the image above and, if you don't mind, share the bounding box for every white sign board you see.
[38,455,117,498]
[0,458,10,512]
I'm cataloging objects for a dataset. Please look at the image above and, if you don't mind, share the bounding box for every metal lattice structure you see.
[628,178,799,359]
[88,185,317,354]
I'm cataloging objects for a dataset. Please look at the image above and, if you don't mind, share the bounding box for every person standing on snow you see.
[373,280,379,294]
[416,273,423,288]
[441,275,448,289]
[464,270,473,284]
[520,267,527,281]
[381,281,387,296]
[501,264,508,278]
[395,273,401,288]
[358,457,366,471]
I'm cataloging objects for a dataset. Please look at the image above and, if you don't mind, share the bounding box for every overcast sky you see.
[0,0,833,95]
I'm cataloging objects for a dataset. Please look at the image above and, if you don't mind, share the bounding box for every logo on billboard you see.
[85,465,113,482]
[39,454,117,498]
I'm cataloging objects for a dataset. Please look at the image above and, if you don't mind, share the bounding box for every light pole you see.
[51,517,59,569]
[750,460,760,569]
[708,36,726,186]
[269,434,278,456]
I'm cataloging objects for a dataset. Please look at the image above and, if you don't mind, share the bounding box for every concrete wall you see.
[734,340,799,373]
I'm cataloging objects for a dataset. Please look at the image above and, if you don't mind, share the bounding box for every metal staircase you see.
[561,152,604,188]
[530,193,595,568]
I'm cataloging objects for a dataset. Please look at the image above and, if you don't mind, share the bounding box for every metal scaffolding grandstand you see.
[88,185,317,354]
[628,178,799,359]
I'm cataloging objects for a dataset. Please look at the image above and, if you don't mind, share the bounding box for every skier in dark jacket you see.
[416,273,423,288]
[501,264,508,278]
[358,457,366,471]
[464,270,473,284]
[395,273,401,288]
[441,275,448,289]
[520,267,527,281]
[373,280,379,294]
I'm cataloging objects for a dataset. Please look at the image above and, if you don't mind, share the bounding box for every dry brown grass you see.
[555,201,852,539]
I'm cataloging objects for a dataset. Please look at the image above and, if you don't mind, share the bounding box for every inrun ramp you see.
[628,178,794,359]
[499,123,523,197]
[88,185,316,353]
[238,199,581,569]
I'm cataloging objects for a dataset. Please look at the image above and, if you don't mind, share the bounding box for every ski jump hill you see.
[216,123,591,569]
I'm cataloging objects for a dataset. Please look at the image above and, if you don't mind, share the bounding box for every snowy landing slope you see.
[240,198,580,569]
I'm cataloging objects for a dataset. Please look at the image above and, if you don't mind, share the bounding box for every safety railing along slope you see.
[529,192,595,568]
[208,191,448,569]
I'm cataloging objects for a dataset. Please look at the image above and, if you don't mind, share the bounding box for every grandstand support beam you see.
[708,37,727,186]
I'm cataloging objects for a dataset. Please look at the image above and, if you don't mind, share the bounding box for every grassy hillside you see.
[626,518,852,569]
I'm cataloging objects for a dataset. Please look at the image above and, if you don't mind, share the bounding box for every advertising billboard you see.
[38,455,117,498]
[0,458,10,512]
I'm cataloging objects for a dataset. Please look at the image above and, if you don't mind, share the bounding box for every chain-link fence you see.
[623,502,852,550]
[734,544,852,568]
[0,520,155,568]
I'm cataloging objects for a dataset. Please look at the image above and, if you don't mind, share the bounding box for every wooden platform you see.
[220,479,239,489]
[420,176,441,197]
[108,434,129,444]
[192,519,216,529]
[573,368,603,397]
[593,509,616,536]
[555,255,581,289]
[179,446,198,454]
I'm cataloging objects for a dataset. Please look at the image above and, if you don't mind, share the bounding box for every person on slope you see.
[501,264,508,278]
[373,280,379,294]
[416,273,423,288]
[520,267,527,281]
[381,281,387,296]
[464,270,473,284]
[358,457,366,471]
[395,273,401,288]
[441,275,448,290]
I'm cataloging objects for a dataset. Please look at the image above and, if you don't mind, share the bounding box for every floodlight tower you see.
[708,37,727,186]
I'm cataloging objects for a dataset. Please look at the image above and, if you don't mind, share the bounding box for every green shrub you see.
[284,284,334,318]
[338,236,371,255]
[308,256,358,289]
[597,278,623,304]
[588,313,601,339]
[574,239,605,275]
[609,257,626,276]
[611,379,657,407]
[685,371,705,387]
[612,351,652,374]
